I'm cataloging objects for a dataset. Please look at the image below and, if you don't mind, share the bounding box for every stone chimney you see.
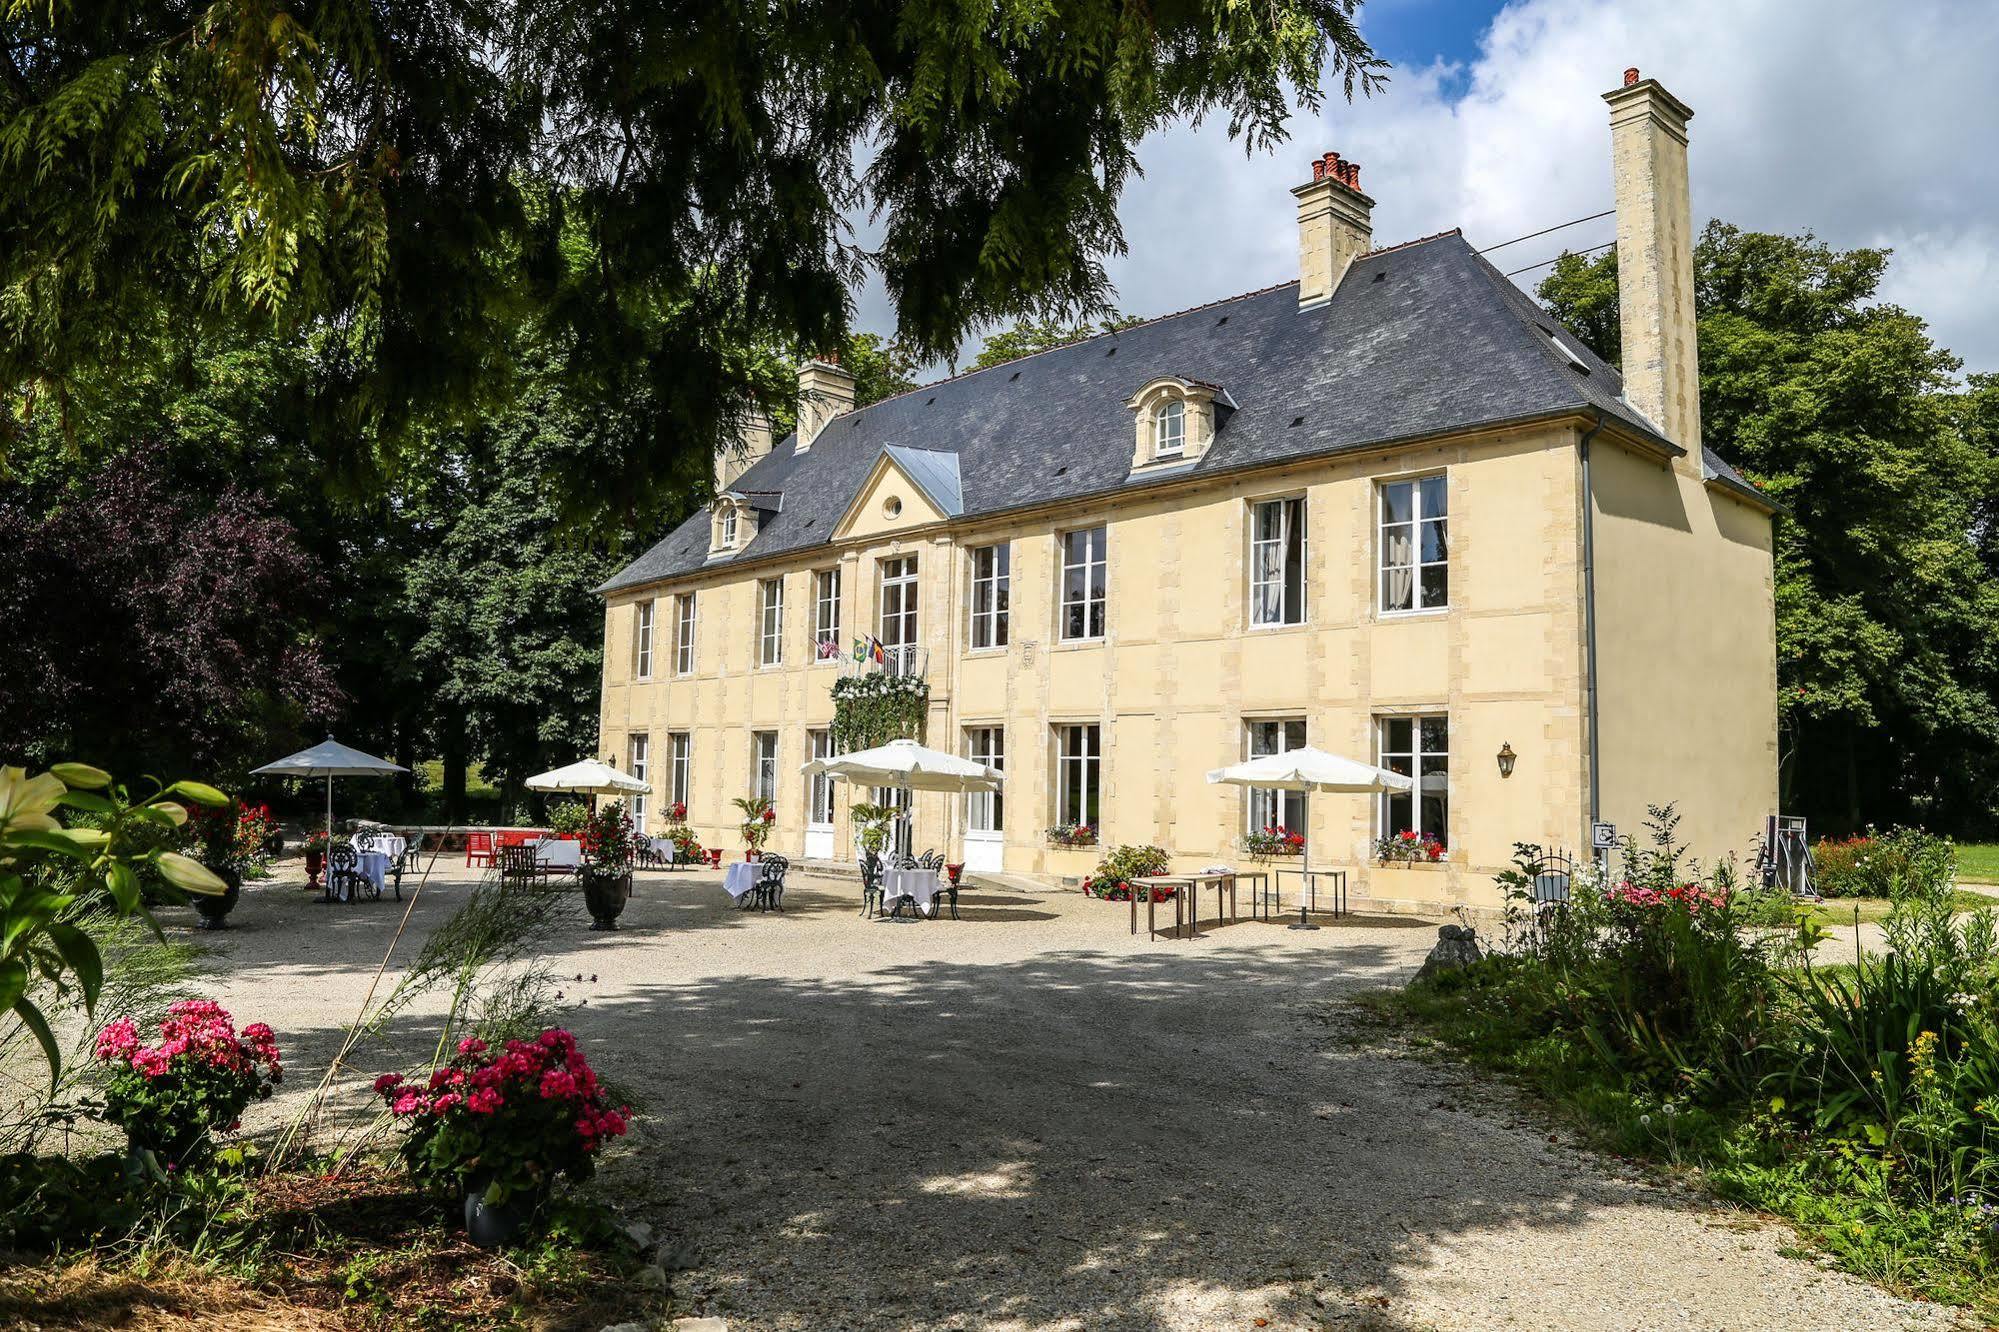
[714,409,773,494]
[1605,68,1702,470]
[794,353,857,455]
[1291,151,1374,310]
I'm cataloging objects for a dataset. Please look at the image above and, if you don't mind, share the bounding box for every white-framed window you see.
[759,577,784,667]
[1056,723,1101,829]
[1378,715,1448,845]
[632,600,655,678]
[969,544,1011,650]
[1246,719,1306,835]
[721,506,739,548]
[674,594,697,674]
[753,731,778,805]
[1059,526,1107,641]
[627,733,650,833]
[669,732,691,809]
[1380,475,1448,614]
[879,555,920,659]
[813,569,842,660]
[808,730,837,826]
[1250,497,1306,627]
[1154,398,1186,459]
[967,726,1004,832]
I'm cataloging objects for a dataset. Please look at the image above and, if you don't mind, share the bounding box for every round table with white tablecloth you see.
[353,832,406,863]
[533,839,583,873]
[882,867,943,917]
[721,861,760,904]
[346,850,392,899]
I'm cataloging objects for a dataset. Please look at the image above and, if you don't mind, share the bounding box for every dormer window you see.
[722,508,738,547]
[1124,377,1231,474]
[709,495,760,555]
[1154,400,1186,459]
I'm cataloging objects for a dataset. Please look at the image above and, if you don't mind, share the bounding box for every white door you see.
[964,727,1004,872]
[806,731,836,859]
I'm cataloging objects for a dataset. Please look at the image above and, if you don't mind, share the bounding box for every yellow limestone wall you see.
[1589,443,1778,872]
[597,421,1645,912]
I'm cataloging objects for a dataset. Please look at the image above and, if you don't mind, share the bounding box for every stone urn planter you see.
[581,867,633,931]
[463,1178,541,1249]
[304,848,325,891]
[191,866,241,931]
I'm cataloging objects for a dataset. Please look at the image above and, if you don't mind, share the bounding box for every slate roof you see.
[602,230,1759,594]
[879,446,965,518]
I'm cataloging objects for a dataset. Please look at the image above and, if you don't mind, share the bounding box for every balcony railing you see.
[836,642,927,678]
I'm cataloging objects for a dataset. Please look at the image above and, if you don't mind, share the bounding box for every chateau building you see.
[595,71,1778,909]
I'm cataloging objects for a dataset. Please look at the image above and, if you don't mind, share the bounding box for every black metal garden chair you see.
[755,854,790,912]
[325,845,370,904]
[860,852,885,918]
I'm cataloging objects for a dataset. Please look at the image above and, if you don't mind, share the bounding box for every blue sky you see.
[853,0,1999,378]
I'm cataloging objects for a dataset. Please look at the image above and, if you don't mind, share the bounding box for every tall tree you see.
[969,313,1142,370]
[1540,224,1999,832]
[3,1,1384,525]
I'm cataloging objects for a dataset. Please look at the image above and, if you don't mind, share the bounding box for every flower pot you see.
[581,869,632,931]
[463,1181,539,1249]
[304,848,325,890]
[192,868,241,931]
[745,848,760,862]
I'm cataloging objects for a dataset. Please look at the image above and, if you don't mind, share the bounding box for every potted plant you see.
[547,801,589,839]
[578,800,636,930]
[1374,829,1445,864]
[733,795,775,860]
[93,1001,282,1168]
[376,1029,630,1248]
[301,829,337,890]
[1046,822,1098,849]
[1082,844,1172,901]
[851,802,895,858]
[1242,824,1306,862]
[184,801,255,928]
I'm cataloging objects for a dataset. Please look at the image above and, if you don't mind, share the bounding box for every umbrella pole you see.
[326,775,334,842]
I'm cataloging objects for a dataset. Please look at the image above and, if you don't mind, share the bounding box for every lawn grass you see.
[413,759,501,802]
[1799,888,1994,925]
[1957,843,1999,883]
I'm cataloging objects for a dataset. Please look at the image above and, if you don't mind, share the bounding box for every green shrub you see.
[1084,844,1171,901]
[547,801,589,836]
[1811,827,1957,899]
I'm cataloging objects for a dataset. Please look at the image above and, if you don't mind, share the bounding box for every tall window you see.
[969,544,1011,650]
[720,507,738,548]
[813,569,842,660]
[1059,527,1107,641]
[674,594,697,674]
[1380,476,1448,613]
[808,730,837,826]
[1250,498,1306,627]
[627,733,650,833]
[632,600,655,678]
[669,732,691,809]
[966,726,1005,832]
[1378,715,1448,845]
[1247,719,1306,835]
[1056,724,1101,829]
[759,577,784,666]
[1154,399,1186,459]
[878,555,920,663]
[753,731,778,805]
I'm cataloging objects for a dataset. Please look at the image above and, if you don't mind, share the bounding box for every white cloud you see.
[857,0,1999,376]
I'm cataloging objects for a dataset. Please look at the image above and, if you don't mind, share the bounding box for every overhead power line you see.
[1504,240,1615,280]
[1477,209,1616,255]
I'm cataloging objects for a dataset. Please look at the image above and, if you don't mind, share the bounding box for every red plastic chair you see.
[466,831,494,867]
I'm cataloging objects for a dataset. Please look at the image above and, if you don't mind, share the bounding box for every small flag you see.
[871,637,887,665]
[853,637,867,663]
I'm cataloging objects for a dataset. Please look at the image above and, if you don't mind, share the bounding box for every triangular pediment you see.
[832,448,959,541]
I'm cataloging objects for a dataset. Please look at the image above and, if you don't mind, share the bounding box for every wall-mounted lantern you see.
[1496,742,1517,779]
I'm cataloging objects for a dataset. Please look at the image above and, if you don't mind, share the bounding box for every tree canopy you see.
[1541,224,1999,833]
[3,1,1383,526]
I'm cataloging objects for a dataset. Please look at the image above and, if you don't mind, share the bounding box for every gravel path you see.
[187,862,1960,1331]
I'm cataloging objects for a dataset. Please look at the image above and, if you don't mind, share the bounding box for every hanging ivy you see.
[830,673,929,750]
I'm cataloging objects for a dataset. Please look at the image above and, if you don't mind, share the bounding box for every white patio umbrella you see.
[524,759,650,797]
[1205,746,1413,930]
[801,738,1003,868]
[251,736,408,840]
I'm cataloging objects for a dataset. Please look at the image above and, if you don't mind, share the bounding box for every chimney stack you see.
[714,409,773,494]
[794,353,857,455]
[1604,69,1702,469]
[1291,150,1374,310]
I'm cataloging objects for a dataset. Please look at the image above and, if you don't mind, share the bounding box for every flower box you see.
[1046,825,1098,849]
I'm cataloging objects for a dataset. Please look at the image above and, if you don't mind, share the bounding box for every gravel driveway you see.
[189,863,1958,1332]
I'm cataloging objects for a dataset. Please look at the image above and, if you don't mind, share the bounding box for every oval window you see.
[883,495,903,519]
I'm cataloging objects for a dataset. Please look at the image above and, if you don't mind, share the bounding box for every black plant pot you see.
[192,868,242,931]
[581,869,632,931]
[463,1182,538,1249]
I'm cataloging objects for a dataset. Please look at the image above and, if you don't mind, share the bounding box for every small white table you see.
[722,861,760,904]
[535,840,583,874]
[354,833,407,863]
[352,851,392,898]
[883,868,943,917]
